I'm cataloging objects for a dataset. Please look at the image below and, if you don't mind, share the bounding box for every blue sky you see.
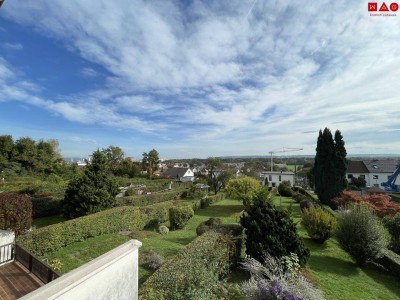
[0,1,399,159]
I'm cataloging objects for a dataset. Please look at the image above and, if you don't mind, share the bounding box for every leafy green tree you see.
[206,157,228,195]
[226,176,263,206]
[0,135,13,168]
[115,158,140,178]
[36,139,63,174]
[314,128,347,209]
[102,145,125,168]
[12,137,38,172]
[142,149,160,174]
[61,150,119,219]
[241,196,310,266]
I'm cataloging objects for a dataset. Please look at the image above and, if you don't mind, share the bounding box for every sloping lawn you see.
[41,197,244,284]
[274,196,400,300]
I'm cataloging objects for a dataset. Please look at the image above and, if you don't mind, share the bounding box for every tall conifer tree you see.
[314,128,347,208]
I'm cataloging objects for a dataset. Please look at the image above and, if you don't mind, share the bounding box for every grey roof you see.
[163,167,190,178]
[363,160,398,173]
[346,161,369,173]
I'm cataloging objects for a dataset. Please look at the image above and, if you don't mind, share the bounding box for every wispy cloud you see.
[2,42,23,51]
[1,0,400,156]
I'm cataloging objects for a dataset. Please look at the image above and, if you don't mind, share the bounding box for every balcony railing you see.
[15,244,60,284]
[0,242,14,264]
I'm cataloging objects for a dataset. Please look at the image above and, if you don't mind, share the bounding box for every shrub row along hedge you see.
[18,199,196,256]
[117,189,185,207]
[376,249,400,278]
[31,196,61,218]
[139,230,236,300]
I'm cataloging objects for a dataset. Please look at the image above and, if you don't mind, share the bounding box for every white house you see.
[163,167,195,182]
[260,171,295,187]
[346,160,398,189]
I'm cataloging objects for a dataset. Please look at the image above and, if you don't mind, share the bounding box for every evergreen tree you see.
[61,150,119,219]
[334,130,348,195]
[314,128,347,209]
[240,197,310,266]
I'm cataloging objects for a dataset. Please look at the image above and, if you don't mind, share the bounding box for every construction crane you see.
[268,147,303,171]
[381,163,400,192]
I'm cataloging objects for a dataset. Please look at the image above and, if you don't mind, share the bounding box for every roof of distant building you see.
[346,160,369,173]
[163,167,191,178]
[363,160,398,173]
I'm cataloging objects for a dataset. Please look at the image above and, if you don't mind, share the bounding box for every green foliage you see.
[169,206,194,230]
[277,180,293,197]
[140,231,234,300]
[141,250,164,271]
[61,150,119,219]
[384,214,400,254]
[158,225,169,235]
[336,204,389,266]
[301,207,337,243]
[225,176,262,204]
[240,197,309,266]
[142,149,160,174]
[196,217,223,236]
[31,196,61,218]
[0,192,32,236]
[118,190,184,207]
[299,199,315,212]
[375,249,400,278]
[314,128,347,209]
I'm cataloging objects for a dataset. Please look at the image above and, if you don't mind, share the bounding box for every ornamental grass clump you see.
[301,207,337,243]
[336,203,389,267]
[241,253,323,300]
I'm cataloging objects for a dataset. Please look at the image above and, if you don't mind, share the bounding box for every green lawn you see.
[273,196,400,300]
[32,215,66,228]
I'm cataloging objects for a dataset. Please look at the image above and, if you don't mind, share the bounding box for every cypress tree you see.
[314,128,347,209]
[334,130,348,196]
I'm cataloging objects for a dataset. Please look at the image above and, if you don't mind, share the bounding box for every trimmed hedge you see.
[0,192,32,236]
[376,249,400,278]
[117,190,185,207]
[139,231,235,300]
[169,206,194,230]
[18,197,207,257]
[32,196,61,218]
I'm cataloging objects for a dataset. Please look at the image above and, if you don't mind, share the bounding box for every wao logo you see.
[368,2,399,12]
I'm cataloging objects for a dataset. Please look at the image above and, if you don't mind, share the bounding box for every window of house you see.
[360,175,365,179]
[347,174,353,179]
[279,175,281,181]
[269,175,272,181]
[373,175,378,179]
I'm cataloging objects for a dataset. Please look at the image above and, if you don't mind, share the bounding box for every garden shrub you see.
[0,192,32,236]
[292,192,308,203]
[375,249,400,278]
[241,197,309,266]
[141,250,164,271]
[300,199,314,212]
[335,191,400,218]
[278,181,294,197]
[383,214,400,254]
[169,206,194,230]
[241,253,323,300]
[140,231,235,300]
[158,225,169,235]
[336,204,389,266]
[31,196,61,218]
[301,207,337,243]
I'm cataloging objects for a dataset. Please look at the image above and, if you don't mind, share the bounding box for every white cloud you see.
[2,42,23,51]
[1,0,400,156]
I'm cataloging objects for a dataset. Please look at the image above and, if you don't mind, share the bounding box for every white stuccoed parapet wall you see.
[0,229,15,266]
[20,239,142,300]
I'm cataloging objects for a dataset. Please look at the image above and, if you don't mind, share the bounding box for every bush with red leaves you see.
[0,192,32,236]
[335,190,400,218]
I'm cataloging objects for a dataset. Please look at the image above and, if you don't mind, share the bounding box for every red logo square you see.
[368,2,378,11]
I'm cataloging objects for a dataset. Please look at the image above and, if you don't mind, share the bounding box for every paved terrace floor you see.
[0,261,43,299]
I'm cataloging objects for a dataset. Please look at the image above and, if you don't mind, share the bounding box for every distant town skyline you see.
[1,1,399,159]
